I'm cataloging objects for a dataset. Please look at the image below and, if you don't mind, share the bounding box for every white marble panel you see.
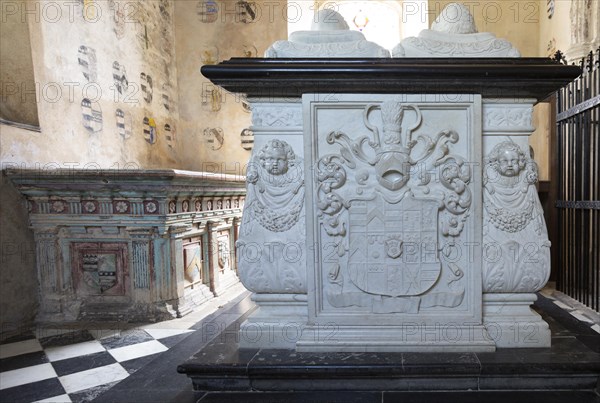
[107,340,167,362]
[0,363,57,390]
[0,338,43,359]
[299,93,492,351]
[45,340,106,362]
[34,394,72,403]
[58,363,128,394]
[142,328,193,340]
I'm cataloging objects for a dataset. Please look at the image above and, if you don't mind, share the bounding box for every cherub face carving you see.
[262,147,289,175]
[489,142,526,178]
[258,140,294,176]
[498,149,521,177]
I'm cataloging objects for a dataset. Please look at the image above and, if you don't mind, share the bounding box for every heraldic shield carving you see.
[309,95,480,318]
[348,195,441,297]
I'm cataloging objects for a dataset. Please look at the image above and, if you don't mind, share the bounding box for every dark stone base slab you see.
[179,329,600,392]
[188,391,600,403]
[178,295,600,394]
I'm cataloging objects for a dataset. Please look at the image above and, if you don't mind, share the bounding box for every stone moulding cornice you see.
[201,58,581,101]
[5,169,246,186]
[7,169,247,221]
[6,169,247,194]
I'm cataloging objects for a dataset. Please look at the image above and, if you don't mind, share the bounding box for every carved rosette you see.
[317,101,472,313]
[236,139,306,294]
[482,142,551,293]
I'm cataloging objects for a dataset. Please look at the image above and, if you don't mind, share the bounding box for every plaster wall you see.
[0,0,39,127]
[531,0,572,182]
[1,0,180,170]
[173,0,287,173]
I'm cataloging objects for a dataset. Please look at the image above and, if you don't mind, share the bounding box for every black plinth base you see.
[178,296,600,394]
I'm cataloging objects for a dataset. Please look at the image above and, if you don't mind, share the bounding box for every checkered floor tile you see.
[0,328,194,402]
[0,283,250,403]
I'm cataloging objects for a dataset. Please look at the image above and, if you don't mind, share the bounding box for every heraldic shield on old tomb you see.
[300,94,490,351]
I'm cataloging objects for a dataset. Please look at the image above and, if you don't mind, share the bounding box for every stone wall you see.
[0,169,38,340]
[1,0,180,169]
[0,0,39,127]
[173,0,287,172]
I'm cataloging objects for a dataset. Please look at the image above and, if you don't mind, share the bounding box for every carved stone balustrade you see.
[8,169,246,323]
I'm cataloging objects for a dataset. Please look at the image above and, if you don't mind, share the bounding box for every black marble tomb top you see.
[201,58,582,102]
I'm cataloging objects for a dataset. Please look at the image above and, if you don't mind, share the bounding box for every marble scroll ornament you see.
[236,139,306,294]
[482,141,551,293]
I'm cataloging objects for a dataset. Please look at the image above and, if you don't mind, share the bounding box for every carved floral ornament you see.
[29,196,243,216]
[83,201,97,213]
[51,200,67,213]
[317,100,472,313]
[113,201,129,213]
[144,201,158,214]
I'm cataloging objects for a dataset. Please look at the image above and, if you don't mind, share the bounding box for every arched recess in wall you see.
[0,0,40,128]
[287,0,429,52]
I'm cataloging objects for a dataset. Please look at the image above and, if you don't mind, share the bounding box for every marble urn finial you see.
[265,9,390,58]
[393,2,520,57]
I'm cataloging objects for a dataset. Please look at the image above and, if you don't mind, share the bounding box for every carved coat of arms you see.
[82,253,118,293]
[348,196,440,297]
[316,99,473,313]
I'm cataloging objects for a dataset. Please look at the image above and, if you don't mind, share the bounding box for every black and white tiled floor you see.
[1,285,598,403]
[0,284,248,403]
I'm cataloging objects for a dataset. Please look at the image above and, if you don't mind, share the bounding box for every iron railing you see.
[555,47,600,311]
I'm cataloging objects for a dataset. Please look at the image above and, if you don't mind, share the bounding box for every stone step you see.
[178,329,600,393]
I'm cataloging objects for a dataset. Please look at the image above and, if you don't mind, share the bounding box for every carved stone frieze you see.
[394,35,520,58]
[266,39,390,58]
[482,142,551,293]
[483,104,534,134]
[251,105,303,128]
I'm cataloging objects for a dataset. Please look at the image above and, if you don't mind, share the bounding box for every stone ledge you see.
[179,336,600,392]
[202,58,581,101]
